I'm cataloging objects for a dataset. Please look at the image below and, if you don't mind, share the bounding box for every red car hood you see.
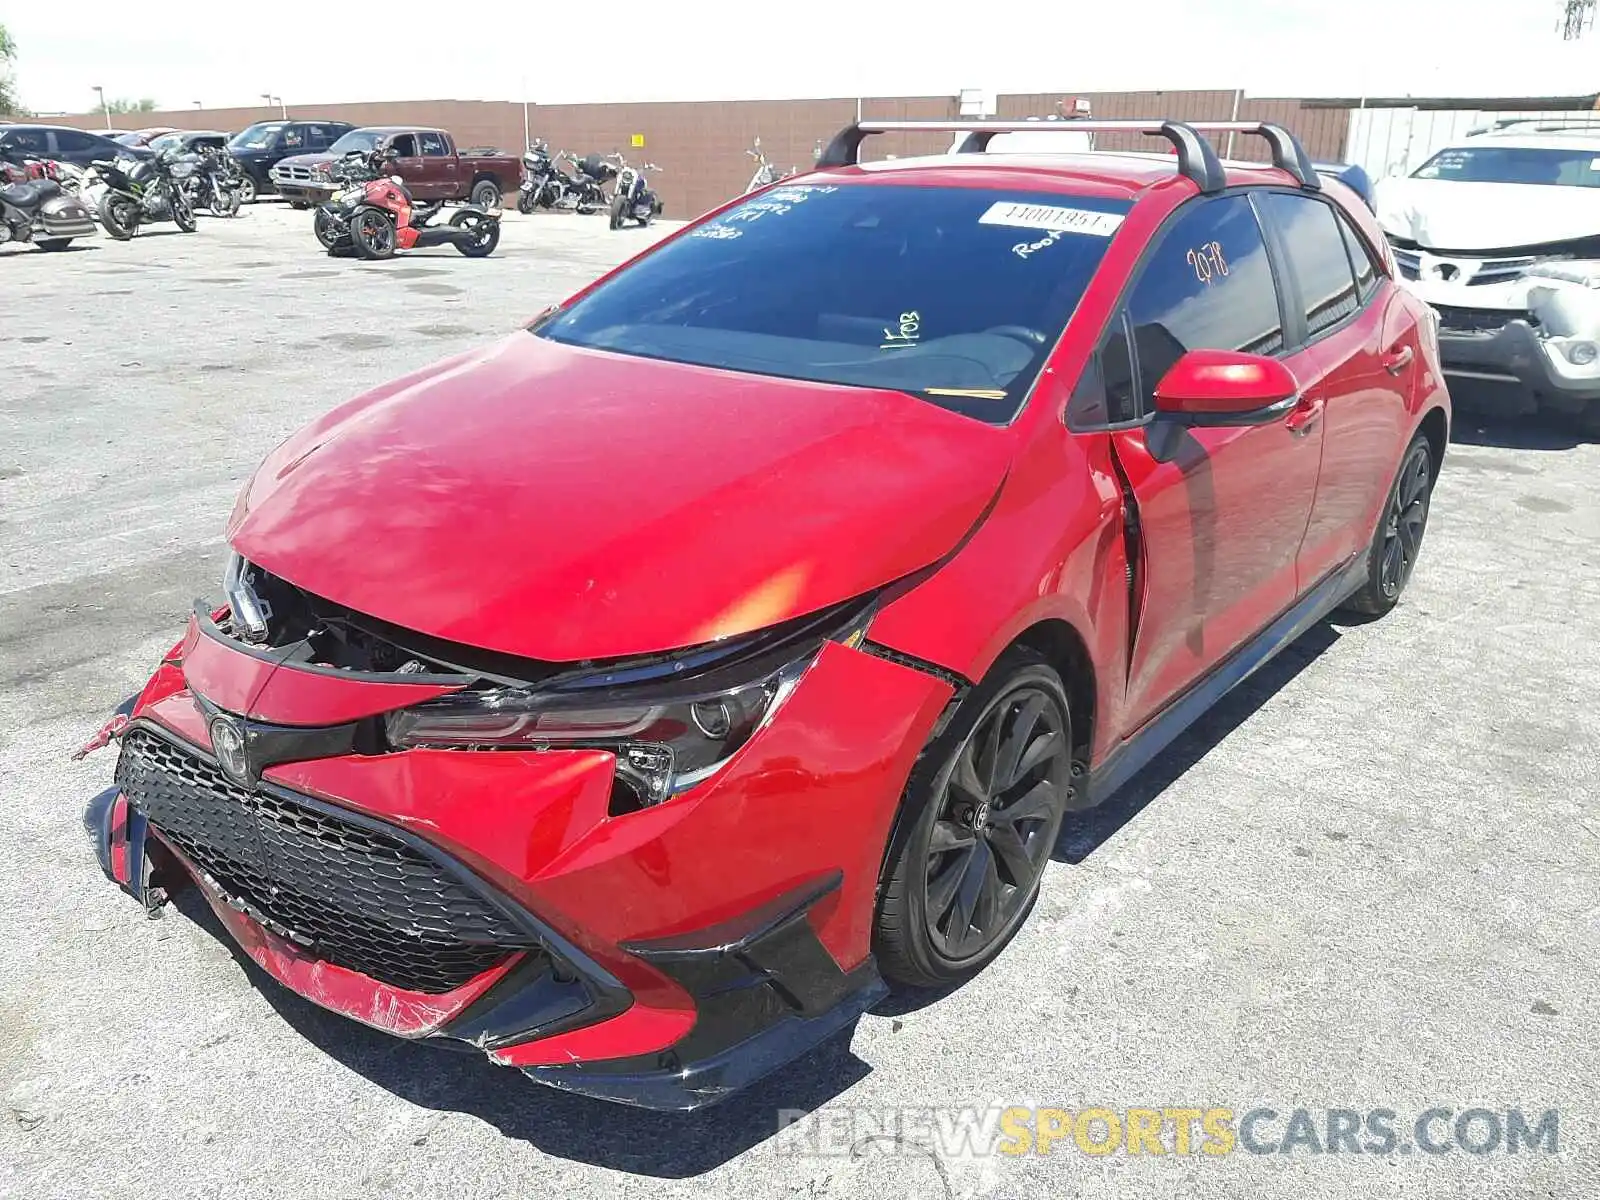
[229,334,1012,662]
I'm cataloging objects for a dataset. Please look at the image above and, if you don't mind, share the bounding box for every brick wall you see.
[49,91,1350,218]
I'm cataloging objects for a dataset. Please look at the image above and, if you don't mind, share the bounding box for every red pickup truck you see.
[269,126,520,208]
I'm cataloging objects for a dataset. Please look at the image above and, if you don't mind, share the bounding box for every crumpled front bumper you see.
[84,614,952,1109]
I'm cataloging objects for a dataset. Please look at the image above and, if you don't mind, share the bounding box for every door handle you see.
[1285,394,1324,437]
[1382,344,1414,375]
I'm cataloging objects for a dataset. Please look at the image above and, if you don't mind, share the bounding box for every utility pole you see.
[92,84,109,129]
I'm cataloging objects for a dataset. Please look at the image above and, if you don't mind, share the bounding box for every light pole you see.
[193,100,202,109]
[260,92,284,118]
[92,85,110,130]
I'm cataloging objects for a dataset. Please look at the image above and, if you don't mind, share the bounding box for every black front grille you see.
[1433,305,1524,336]
[115,727,531,994]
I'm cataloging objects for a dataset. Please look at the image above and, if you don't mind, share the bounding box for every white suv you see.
[1374,119,1600,431]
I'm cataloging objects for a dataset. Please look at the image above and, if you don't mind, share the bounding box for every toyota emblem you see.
[209,715,252,787]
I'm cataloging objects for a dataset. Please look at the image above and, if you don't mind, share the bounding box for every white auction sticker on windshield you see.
[979,202,1124,237]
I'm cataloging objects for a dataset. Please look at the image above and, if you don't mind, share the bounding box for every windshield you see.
[1412,145,1600,187]
[536,183,1129,421]
[113,133,146,147]
[328,129,387,154]
[148,133,184,153]
[229,122,285,151]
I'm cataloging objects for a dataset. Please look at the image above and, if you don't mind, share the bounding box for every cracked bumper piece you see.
[86,634,951,1108]
[1438,314,1600,414]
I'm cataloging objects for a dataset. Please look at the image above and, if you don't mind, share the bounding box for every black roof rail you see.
[815,118,1320,194]
[1183,122,1320,189]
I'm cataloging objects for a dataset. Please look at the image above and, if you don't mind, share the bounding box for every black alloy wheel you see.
[876,646,1073,987]
[351,209,397,260]
[1343,433,1434,616]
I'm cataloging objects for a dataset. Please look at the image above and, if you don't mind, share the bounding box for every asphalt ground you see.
[1,199,1596,1200]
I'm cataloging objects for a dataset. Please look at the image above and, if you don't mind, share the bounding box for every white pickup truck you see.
[1373,119,1600,431]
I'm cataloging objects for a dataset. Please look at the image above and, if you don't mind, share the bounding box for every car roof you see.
[1461,128,1600,151]
[815,151,1304,199]
[2,123,116,135]
[351,126,438,136]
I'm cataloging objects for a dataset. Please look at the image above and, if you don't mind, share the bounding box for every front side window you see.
[1412,145,1600,188]
[419,131,448,156]
[1257,192,1360,340]
[1121,193,1284,408]
[3,128,50,154]
[537,183,1131,422]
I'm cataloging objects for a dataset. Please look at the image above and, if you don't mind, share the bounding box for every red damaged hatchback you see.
[84,119,1448,1109]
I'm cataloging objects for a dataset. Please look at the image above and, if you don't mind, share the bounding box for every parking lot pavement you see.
[2,201,1597,1200]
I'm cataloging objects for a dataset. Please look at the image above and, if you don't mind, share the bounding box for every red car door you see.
[1104,191,1325,732]
[1254,191,1414,582]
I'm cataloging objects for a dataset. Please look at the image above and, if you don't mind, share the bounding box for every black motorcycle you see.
[184,147,242,217]
[517,140,566,213]
[92,146,197,240]
[565,152,614,215]
[0,154,98,251]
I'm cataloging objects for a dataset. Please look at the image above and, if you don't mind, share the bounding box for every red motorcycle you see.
[313,148,499,260]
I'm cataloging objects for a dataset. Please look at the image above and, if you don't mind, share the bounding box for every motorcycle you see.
[607,154,663,229]
[0,152,98,251]
[517,140,567,213]
[183,147,242,217]
[313,148,500,260]
[565,152,614,215]
[92,145,198,239]
[743,136,794,193]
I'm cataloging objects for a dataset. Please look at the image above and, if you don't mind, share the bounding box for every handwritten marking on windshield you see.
[1014,229,1067,259]
[1187,240,1229,284]
[881,311,922,350]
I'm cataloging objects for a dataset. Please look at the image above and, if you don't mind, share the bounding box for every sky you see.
[6,0,1599,115]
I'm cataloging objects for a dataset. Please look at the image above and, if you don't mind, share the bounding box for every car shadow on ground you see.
[168,888,868,1176]
[1051,618,1342,865]
[875,618,1345,1020]
[1448,409,1588,451]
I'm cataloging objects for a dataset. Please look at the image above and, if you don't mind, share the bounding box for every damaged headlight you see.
[385,606,873,805]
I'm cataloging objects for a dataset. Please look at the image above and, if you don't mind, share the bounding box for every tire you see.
[517,188,536,215]
[608,194,626,230]
[213,186,241,217]
[35,239,71,251]
[172,193,197,233]
[98,193,137,240]
[312,207,342,251]
[1341,434,1434,617]
[875,646,1074,989]
[350,209,397,260]
[448,210,499,258]
[236,175,257,205]
[469,179,501,209]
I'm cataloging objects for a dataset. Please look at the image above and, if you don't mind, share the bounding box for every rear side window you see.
[390,134,418,157]
[55,130,98,154]
[419,131,448,156]
[1338,214,1379,301]
[303,124,335,149]
[1121,193,1284,409]
[1258,192,1360,340]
